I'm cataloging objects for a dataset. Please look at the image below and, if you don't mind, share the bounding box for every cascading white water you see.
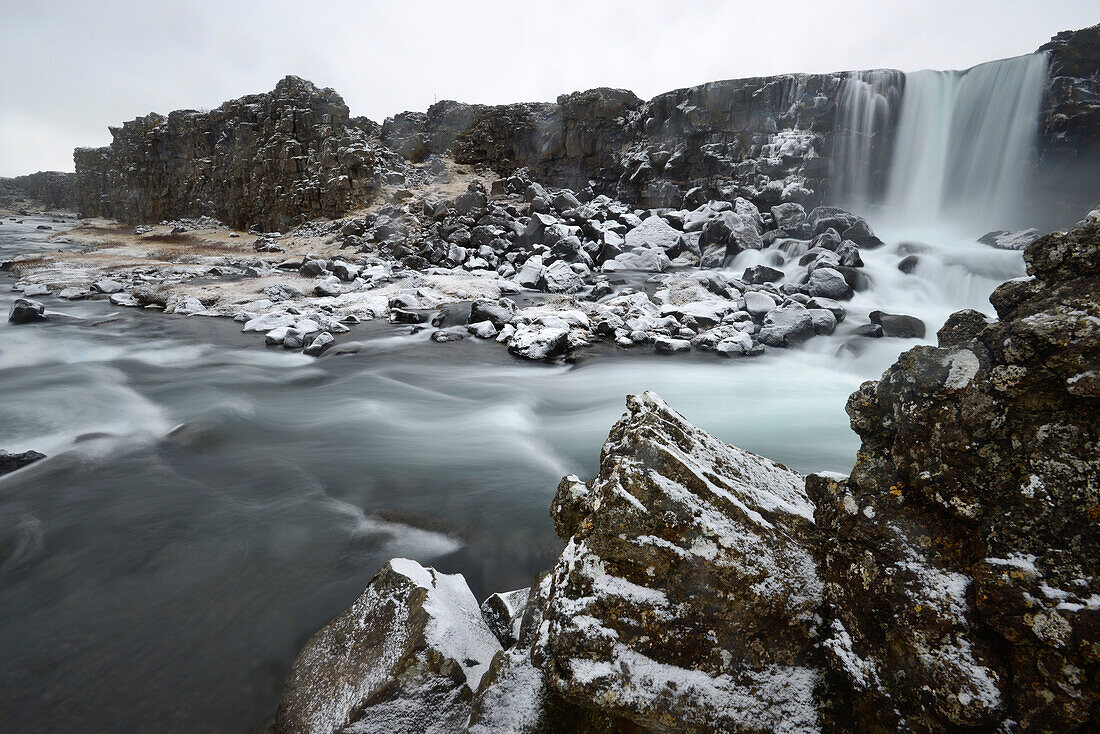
[831,70,903,211]
[883,53,1049,234]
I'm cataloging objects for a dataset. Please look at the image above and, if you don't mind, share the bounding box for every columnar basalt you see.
[0,171,76,210]
[65,26,1099,233]
[74,76,406,231]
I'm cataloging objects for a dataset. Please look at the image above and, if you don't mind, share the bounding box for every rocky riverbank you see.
[6,164,927,362]
[268,212,1099,732]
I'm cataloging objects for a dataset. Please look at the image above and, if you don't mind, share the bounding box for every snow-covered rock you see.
[507,326,569,361]
[758,303,816,347]
[535,392,822,733]
[276,558,502,734]
[623,215,681,252]
[807,267,852,300]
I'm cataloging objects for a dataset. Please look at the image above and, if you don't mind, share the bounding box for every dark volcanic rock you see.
[811,218,1100,732]
[1037,25,1100,228]
[0,171,76,210]
[868,309,926,338]
[275,559,501,734]
[0,450,46,477]
[75,76,405,231]
[535,391,822,733]
[8,298,47,324]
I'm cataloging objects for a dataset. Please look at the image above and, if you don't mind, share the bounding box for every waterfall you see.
[883,53,1049,234]
[831,70,903,211]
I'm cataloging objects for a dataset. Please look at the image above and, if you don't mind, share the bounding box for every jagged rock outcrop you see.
[811,215,1100,732]
[535,391,823,733]
[381,76,844,212]
[74,76,405,231]
[0,171,76,210]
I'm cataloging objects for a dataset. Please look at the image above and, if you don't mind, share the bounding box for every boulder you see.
[757,303,816,347]
[507,326,569,361]
[275,559,501,734]
[897,254,920,273]
[535,392,822,733]
[263,283,305,302]
[623,215,681,253]
[514,255,545,289]
[91,278,124,294]
[653,336,691,353]
[770,202,806,232]
[607,247,671,272]
[479,588,530,648]
[978,227,1042,250]
[807,267,852,300]
[303,332,334,356]
[539,260,584,293]
[0,450,46,477]
[469,300,516,330]
[743,290,776,318]
[8,298,47,324]
[808,307,837,335]
[869,310,926,338]
[742,264,784,285]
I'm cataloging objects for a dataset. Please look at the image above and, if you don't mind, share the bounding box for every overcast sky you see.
[0,1,1095,176]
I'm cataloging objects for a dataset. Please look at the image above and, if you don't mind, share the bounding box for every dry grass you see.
[141,232,205,245]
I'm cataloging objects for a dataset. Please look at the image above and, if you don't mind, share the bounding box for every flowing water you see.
[884,53,1050,234]
[830,69,903,210]
[0,50,1054,732]
[0,212,1022,732]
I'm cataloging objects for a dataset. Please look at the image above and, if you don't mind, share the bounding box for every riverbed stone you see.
[8,298,47,324]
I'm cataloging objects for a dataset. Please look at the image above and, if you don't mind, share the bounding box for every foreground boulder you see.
[812,218,1100,732]
[535,392,822,733]
[276,559,501,733]
[8,298,47,324]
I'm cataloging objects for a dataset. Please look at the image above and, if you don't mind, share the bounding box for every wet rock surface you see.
[275,559,501,734]
[0,450,46,478]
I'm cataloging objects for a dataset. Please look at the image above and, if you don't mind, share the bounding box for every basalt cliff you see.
[72,26,1100,232]
[272,212,1099,732]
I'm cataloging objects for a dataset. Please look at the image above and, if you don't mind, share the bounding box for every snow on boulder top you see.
[538,390,823,732]
[388,558,502,692]
[276,558,502,734]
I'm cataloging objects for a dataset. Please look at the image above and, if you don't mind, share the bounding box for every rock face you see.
[74,76,405,231]
[813,217,1100,732]
[0,171,76,210]
[276,558,501,734]
[62,25,1098,235]
[383,75,845,212]
[1037,24,1100,227]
